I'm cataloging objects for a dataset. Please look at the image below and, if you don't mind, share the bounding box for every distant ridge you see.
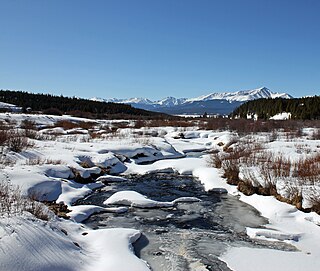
[93,87,292,115]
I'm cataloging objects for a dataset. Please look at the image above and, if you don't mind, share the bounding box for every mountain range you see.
[92,87,292,115]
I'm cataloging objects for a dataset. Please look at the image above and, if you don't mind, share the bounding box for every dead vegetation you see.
[210,135,320,214]
[0,180,50,220]
[54,120,96,130]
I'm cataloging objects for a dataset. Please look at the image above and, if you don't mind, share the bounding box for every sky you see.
[0,0,319,99]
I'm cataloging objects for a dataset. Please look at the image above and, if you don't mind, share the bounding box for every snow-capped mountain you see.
[92,97,154,104]
[186,87,291,103]
[93,87,292,115]
[157,97,187,106]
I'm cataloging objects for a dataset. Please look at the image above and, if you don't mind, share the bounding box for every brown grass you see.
[54,120,96,130]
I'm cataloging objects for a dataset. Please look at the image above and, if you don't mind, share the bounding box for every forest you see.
[231,96,320,120]
[0,90,167,119]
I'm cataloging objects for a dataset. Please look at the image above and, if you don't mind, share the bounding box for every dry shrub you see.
[134,119,146,129]
[222,159,240,185]
[0,180,25,215]
[25,158,63,165]
[111,121,131,129]
[282,183,303,209]
[311,129,320,140]
[43,108,63,116]
[237,180,257,196]
[147,119,194,128]
[270,155,292,178]
[209,152,222,168]
[306,188,320,214]
[20,120,38,139]
[68,110,93,119]
[8,130,30,152]
[222,137,238,152]
[54,120,95,131]
[0,129,8,146]
[0,181,50,220]
[78,121,96,130]
[35,134,57,141]
[55,120,79,130]
[89,131,104,139]
[131,136,152,146]
[293,154,320,184]
[208,126,319,213]
[201,119,319,135]
[21,120,36,130]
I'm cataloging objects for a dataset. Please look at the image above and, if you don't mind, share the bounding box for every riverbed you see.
[76,173,297,271]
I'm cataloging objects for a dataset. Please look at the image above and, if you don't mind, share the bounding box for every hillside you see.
[231,96,320,120]
[0,90,168,119]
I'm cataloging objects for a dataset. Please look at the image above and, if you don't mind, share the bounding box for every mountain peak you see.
[157,96,187,106]
[91,87,292,115]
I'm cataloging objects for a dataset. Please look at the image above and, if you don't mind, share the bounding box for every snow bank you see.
[96,174,128,182]
[221,246,317,271]
[104,191,174,208]
[104,190,200,208]
[83,228,150,271]
[69,205,128,222]
[56,180,104,206]
[221,193,320,271]
[3,168,62,201]
[0,215,86,271]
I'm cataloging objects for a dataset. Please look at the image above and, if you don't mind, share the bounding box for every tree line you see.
[231,96,320,120]
[0,89,168,119]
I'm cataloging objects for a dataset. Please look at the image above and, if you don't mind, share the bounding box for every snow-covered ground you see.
[0,112,319,271]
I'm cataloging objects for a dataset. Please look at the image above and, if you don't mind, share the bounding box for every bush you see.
[307,188,320,213]
[0,180,50,220]
[20,120,37,139]
[209,152,222,168]
[42,108,63,116]
[222,159,240,185]
[311,129,320,140]
[7,130,29,152]
[0,129,8,146]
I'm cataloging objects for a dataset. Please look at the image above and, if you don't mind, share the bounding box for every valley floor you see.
[0,113,320,271]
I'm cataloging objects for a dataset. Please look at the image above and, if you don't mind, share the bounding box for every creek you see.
[76,172,297,271]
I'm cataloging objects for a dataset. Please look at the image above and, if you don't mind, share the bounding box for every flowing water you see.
[76,173,297,271]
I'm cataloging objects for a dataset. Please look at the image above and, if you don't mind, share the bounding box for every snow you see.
[0,101,22,112]
[193,165,237,193]
[0,214,150,271]
[102,87,291,106]
[69,205,128,222]
[220,194,320,271]
[0,215,86,271]
[3,167,63,201]
[0,113,319,271]
[96,174,128,183]
[57,180,104,206]
[104,190,200,208]
[221,247,317,271]
[185,87,291,102]
[270,112,292,120]
[82,228,150,271]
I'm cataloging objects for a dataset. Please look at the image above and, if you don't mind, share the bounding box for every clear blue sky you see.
[1,0,319,99]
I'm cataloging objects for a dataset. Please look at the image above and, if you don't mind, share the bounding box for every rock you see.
[208,188,228,194]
